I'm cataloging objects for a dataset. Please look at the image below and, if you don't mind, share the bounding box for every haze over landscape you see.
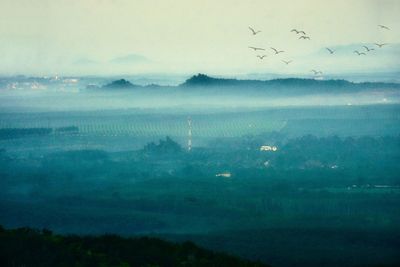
[0,0,399,77]
[1,1,400,267]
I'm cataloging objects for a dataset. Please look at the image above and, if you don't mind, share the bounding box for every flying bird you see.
[282,60,292,65]
[354,50,366,56]
[374,43,388,48]
[270,47,284,54]
[249,27,261,35]
[378,24,390,30]
[363,46,375,52]
[326,48,335,54]
[291,29,306,35]
[249,46,266,51]
[311,70,323,75]
[299,35,310,40]
[257,55,267,59]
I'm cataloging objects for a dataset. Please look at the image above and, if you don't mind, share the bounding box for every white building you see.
[260,145,278,152]
[216,172,232,178]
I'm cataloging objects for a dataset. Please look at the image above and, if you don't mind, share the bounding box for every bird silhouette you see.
[354,50,366,56]
[326,48,335,54]
[374,43,388,48]
[257,55,267,59]
[249,27,261,35]
[299,36,310,40]
[282,60,292,65]
[291,29,300,34]
[311,70,323,75]
[363,46,375,52]
[378,25,390,30]
[270,47,284,54]
[249,46,265,51]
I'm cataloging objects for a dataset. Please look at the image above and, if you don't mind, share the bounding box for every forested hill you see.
[179,73,400,91]
[0,226,268,267]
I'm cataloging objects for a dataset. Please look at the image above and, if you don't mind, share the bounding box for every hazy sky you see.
[0,0,399,76]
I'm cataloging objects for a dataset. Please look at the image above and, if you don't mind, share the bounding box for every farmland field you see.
[1,103,400,267]
[1,104,399,153]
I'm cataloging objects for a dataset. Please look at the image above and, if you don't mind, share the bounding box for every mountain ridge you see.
[179,73,400,89]
[96,74,400,92]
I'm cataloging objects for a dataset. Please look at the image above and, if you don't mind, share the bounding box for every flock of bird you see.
[248,24,391,76]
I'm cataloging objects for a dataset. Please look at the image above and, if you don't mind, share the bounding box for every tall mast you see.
[188,117,192,151]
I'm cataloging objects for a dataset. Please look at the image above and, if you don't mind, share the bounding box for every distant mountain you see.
[180,73,400,92]
[102,79,138,89]
[109,54,149,64]
[73,58,99,65]
[181,73,251,87]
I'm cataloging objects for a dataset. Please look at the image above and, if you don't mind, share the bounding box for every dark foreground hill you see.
[0,226,268,267]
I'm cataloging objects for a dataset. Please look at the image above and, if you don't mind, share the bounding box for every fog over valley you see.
[1,1,400,267]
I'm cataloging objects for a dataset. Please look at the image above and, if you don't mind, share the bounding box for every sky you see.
[0,0,399,76]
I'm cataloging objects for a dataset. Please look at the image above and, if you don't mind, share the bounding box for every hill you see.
[102,79,138,89]
[180,73,400,91]
[91,74,400,95]
[0,226,268,267]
